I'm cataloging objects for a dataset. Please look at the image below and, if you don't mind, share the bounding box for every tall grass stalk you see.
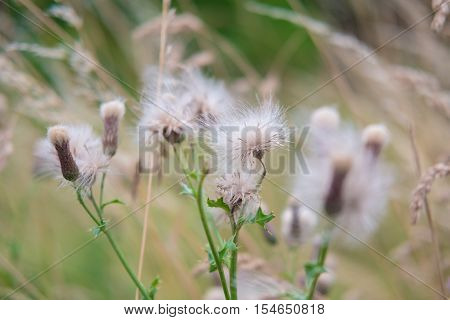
[135,0,171,299]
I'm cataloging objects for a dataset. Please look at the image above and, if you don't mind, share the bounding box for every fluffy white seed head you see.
[100,99,125,120]
[139,70,193,146]
[281,199,318,247]
[295,108,391,241]
[34,124,109,190]
[180,69,233,121]
[216,171,260,216]
[100,99,126,157]
[207,99,288,172]
[310,106,340,131]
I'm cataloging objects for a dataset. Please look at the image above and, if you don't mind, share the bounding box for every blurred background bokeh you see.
[0,0,449,299]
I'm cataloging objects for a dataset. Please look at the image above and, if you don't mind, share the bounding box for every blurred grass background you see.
[0,0,449,299]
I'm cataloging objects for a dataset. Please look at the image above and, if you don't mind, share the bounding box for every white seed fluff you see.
[34,124,109,190]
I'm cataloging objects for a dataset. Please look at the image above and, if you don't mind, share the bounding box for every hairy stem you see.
[306,232,330,300]
[196,173,231,300]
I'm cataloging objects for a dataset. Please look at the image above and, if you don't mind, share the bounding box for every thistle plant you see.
[287,107,391,299]
[139,69,287,299]
[33,100,156,300]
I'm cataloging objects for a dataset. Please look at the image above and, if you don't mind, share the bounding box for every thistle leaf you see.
[207,197,230,213]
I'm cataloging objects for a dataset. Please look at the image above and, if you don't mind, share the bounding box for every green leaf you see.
[187,170,199,181]
[207,197,230,213]
[100,198,125,210]
[206,239,236,272]
[242,207,275,228]
[304,262,326,288]
[254,207,275,228]
[147,276,160,300]
[179,182,195,198]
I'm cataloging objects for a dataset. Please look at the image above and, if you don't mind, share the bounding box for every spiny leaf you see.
[207,197,230,213]
[100,198,125,210]
[242,207,275,229]
[254,207,275,228]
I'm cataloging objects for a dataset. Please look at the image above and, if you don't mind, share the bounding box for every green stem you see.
[196,173,231,300]
[306,232,331,300]
[99,172,106,206]
[103,229,151,300]
[77,191,151,300]
[229,208,241,300]
[76,190,100,225]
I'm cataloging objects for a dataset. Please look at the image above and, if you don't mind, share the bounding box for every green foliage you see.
[206,197,231,213]
[100,198,125,210]
[179,182,195,198]
[207,239,237,272]
[304,262,326,288]
[147,276,160,300]
[240,207,275,230]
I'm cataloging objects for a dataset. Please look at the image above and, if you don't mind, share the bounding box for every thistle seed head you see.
[47,125,79,182]
[100,99,125,157]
